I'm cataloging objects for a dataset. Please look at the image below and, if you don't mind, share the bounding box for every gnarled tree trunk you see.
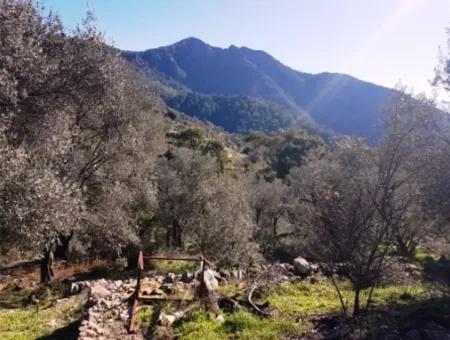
[40,243,55,284]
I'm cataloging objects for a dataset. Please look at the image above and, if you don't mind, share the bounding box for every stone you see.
[219,269,230,278]
[405,263,420,272]
[142,288,153,295]
[181,271,194,283]
[203,268,219,291]
[279,275,290,282]
[164,272,176,283]
[159,313,176,326]
[48,319,58,327]
[216,314,225,323]
[310,264,320,273]
[91,283,111,298]
[293,256,311,275]
[231,269,244,279]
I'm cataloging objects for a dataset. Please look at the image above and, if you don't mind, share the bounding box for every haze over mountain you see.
[122,37,392,140]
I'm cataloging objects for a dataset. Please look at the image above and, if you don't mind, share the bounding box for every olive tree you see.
[0,139,83,282]
[156,148,255,264]
[288,135,423,317]
[0,0,165,281]
[381,88,450,252]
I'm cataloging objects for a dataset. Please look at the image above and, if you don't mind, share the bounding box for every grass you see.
[414,248,439,267]
[0,284,84,340]
[176,279,432,340]
[138,305,154,324]
[265,280,428,319]
[0,297,83,340]
[147,259,200,275]
[177,310,302,340]
[0,260,438,339]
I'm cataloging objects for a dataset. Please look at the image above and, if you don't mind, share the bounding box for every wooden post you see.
[136,250,144,297]
[129,250,144,333]
[200,256,205,284]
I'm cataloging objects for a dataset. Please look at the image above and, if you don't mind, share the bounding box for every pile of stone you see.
[76,278,137,340]
[75,269,223,339]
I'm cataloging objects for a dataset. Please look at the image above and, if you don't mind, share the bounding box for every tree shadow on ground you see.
[0,283,31,309]
[309,294,450,339]
[69,263,135,282]
[0,259,41,274]
[374,294,450,339]
[36,319,80,340]
[422,255,450,288]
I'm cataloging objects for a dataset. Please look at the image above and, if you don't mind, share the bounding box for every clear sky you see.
[42,0,449,94]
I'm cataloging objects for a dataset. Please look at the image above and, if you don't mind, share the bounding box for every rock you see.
[231,269,244,279]
[155,275,165,283]
[161,284,173,294]
[142,288,153,295]
[405,263,420,272]
[310,264,320,273]
[90,283,111,298]
[293,256,311,275]
[279,263,295,272]
[279,275,290,282]
[181,271,194,283]
[99,299,112,309]
[335,262,349,276]
[48,319,58,327]
[164,272,176,283]
[70,281,89,295]
[153,288,165,295]
[203,268,219,291]
[219,269,230,278]
[216,314,225,323]
[159,313,176,326]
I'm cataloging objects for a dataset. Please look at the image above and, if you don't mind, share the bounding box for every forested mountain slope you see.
[122,37,392,140]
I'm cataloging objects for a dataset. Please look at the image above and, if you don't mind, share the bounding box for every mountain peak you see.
[174,37,208,47]
[123,39,391,140]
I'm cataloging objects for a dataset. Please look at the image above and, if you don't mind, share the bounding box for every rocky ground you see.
[75,278,136,340]
[74,269,224,340]
[0,254,448,339]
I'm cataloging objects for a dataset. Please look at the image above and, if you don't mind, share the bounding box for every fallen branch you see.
[247,280,271,317]
[217,294,240,312]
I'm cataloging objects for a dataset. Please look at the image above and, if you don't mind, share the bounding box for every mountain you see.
[122,37,392,140]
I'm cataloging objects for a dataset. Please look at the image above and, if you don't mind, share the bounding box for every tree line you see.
[0,0,449,318]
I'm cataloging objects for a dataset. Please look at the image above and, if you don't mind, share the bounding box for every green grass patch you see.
[177,310,303,340]
[265,281,429,318]
[176,280,432,340]
[147,259,200,275]
[0,284,31,309]
[414,248,439,266]
[0,294,83,340]
[137,305,154,324]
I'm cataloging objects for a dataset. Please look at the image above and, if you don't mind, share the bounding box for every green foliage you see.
[243,129,325,178]
[137,305,154,325]
[168,128,205,149]
[125,37,390,140]
[166,92,309,134]
[148,259,200,274]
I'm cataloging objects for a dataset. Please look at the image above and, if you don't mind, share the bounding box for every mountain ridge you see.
[122,37,392,140]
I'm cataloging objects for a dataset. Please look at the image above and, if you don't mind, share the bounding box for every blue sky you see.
[43,0,449,94]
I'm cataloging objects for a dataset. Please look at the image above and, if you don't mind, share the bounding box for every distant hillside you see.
[122,37,392,140]
[166,92,319,133]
